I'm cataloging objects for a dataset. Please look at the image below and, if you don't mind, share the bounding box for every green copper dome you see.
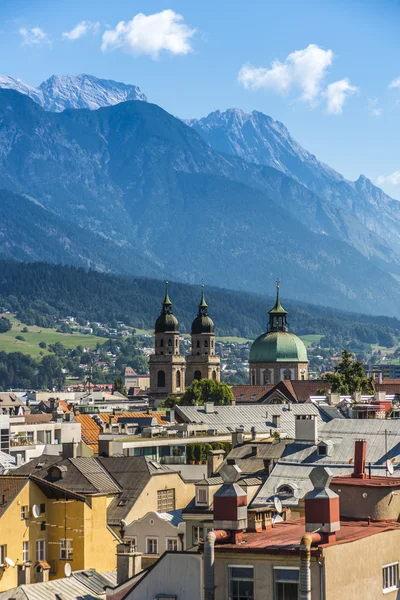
[249,331,308,363]
[155,281,179,334]
[249,280,308,363]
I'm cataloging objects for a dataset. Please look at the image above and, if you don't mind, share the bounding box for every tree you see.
[0,317,11,334]
[180,379,234,406]
[321,349,372,395]
[113,376,127,397]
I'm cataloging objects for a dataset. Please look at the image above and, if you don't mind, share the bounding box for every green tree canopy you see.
[321,349,372,395]
[180,379,234,406]
[0,317,11,334]
[113,375,127,397]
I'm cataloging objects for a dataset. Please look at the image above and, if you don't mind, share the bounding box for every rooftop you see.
[214,518,400,554]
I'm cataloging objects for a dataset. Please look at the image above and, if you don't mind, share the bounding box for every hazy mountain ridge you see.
[0,74,146,112]
[188,108,400,259]
[0,89,399,315]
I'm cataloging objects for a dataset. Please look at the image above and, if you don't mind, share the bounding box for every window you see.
[228,566,254,600]
[194,370,202,381]
[196,488,208,504]
[36,539,46,561]
[196,340,200,348]
[192,526,204,545]
[277,485,294,496]
[274,567,299,600]
[40,503,45,514]
[204,340,208,348]
[166,538,178,552]
[45,431,52,444]
[157,370,166,388]
[168,339,172,346]
[146,538,158,554]
[60,539,73,560]
[160,339,164,347]
[21,505,28,520]
[283,369,292,381]
[0,545,6,567]
[383,562,399,592]
[23,541,30,563]
[176,370,181,389]
[318,444,327,456]
[157,489,175,512]
[27,432,34,443]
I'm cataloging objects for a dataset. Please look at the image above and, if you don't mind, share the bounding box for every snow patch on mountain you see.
[0,74,147,112]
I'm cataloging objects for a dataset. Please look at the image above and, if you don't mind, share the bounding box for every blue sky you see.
[1,0,400,197]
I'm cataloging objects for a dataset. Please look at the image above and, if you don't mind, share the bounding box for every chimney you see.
[353,391,361,404]
[207,449,226,478]
[304,466,340,544]
[374,391,386,403]
[62,442,78,459]
[166,409,175,423]
[378,371,383,384]
[73,404,80,415]
[213,464,247,544]
[327,393,340,406]
[231,427,244,448]
[272,414,280,428]
[352,439,367,479]
[205,402,215,414]
[295,415,318,444]
[251,445,258,457]
[116,543,142,586]
[250,426,256,441]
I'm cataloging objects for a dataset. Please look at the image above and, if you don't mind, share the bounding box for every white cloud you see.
[101,9,195,59]
[389,77,400,89]
[378,171,400,186]
[368,97,382,117]
[238,44,334,104]
[19,26,51,47]
[323,78,358,114]
[62,21,100,41]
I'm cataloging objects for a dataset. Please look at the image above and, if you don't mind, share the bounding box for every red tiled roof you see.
[58,400,72,414]
[214,518,400,554]
[332,475,400,487]
[232,386,274,403]
[0,476,28,518]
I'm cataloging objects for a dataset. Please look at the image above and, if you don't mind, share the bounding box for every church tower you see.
[249,281,308,385]
[186,286,220,385]
[149,282,186,397]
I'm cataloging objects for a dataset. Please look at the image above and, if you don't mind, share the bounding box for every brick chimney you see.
[352,439,367,479]
[213,463,247,544]
[304,466,340,544]
[207,449,225,478]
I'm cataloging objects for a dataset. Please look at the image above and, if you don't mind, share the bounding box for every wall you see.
[324,528,400,599]
[125,511,185,555]
[0,480,47,591]
[330,482,400,521]
[124,474,195,523]
[214,552,320,600]
[123,552,203,600]
[249,361,308,385]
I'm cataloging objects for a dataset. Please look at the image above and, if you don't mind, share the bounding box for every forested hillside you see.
[0,259,399,346]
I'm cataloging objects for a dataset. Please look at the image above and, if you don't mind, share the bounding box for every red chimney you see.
[352,439,367,479]
[304,467,340,544]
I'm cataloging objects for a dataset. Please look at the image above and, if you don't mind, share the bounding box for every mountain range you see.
[0,74,146,111]
[0,74,399,316]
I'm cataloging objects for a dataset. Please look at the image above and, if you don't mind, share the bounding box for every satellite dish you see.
[387,460,394,475]
[274,496,283,514]
[32,505,40,518]
[64,563,72,577]
[5,557,15,568]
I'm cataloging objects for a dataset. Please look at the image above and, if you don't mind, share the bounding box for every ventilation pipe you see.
[204,531,216,600]
[299,532,323,600]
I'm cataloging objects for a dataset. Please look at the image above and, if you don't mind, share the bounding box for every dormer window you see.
[318,445,327,456]
[277,485,294,496]
[196,487,208,504]
[317,440,333,457]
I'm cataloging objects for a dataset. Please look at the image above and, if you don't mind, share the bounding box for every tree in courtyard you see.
[320,349,372,395]
[180,378,233,406]
[113,376,127,397]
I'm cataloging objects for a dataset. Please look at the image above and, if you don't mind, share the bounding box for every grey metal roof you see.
[0,570,117,600]
[252,418,400,509]
[224,440,290,475]
[176,404,327,437]
[69,458,121,495]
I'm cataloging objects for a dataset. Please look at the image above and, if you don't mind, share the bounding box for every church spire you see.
[268,279,288,332]
[198,284,208,317]
[161,280,173,315]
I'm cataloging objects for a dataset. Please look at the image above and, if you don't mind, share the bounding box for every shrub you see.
[15,335,25,341]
